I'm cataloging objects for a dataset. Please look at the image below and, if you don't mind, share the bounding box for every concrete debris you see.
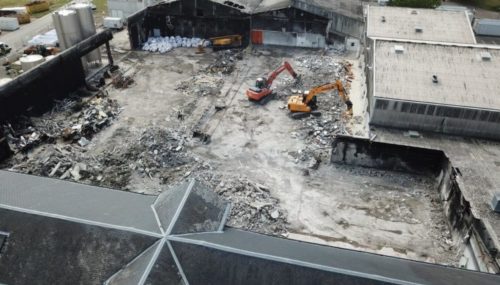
[78,137,90,147]
[2,93,121,153]
[176,74,224,96]
[4,127,197,189]
[195,173,288,236]
[112,71,134,88]
[207,49,243,75]
[326,42,346,54]
[142,36,209,53]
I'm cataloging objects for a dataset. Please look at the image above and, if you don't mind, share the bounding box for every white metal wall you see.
[261,30,325,48]
[370,98,500,139]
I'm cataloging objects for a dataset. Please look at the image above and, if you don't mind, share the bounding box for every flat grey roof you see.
[367,6,476,44]
[0,171,162,234]
[374,40,500,109]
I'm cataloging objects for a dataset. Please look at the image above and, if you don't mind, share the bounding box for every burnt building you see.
[127,0,365,50]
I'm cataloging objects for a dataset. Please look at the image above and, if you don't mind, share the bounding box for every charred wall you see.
[129,0,250,47]
[252,8,329,35]
[0,127,11,161]
[438,160,500,272]
[127,1,333,49]
[0,30,113,123]
[331,135,500,272]
[331,135,444,175]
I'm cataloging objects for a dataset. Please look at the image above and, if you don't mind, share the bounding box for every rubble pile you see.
[132,128,195,178]
[4,127,198,189]
[59,96,121,142]
[275,57,355,171]
[112,72,134,88]
[176,74,224,96]
[295,55,346,74]
[207,49,243,75]
[195,173,288,236]
[2,94,121,152]
[142,36,210,53]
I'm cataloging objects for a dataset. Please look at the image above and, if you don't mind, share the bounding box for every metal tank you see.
[53,10,84,49]
[20,54,45,71]
[71,3,101,64]
[51,11,66,49]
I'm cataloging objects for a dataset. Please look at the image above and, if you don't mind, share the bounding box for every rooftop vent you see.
[480,51,492,61]
[381,16,386,23]
[432,75,439,84]
[415,27,423,33]
[411,10,418,15]
[394,45,405,54]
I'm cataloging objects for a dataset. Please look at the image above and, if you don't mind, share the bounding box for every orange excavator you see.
[287,80,353,119]
[246,61,299,103]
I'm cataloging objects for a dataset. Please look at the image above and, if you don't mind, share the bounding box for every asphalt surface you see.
[0,13,53,51]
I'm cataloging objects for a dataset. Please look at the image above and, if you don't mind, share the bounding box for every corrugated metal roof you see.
[374,40,500,109]
[0,170,162,234]
[367,6,476,44]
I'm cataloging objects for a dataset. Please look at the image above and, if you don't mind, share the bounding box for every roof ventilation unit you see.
[432,75,439,84]
[480,51,492,61]
[381,16,386,22]
[415,27,423,33]
[394,45,405,54]
[411,10,418,15]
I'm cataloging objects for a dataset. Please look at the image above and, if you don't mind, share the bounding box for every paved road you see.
[0,13,54,51]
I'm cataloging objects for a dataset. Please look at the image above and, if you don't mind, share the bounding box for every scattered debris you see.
[112,71,134,88]
[195,173,289,236]
[207,49,243,74]
[2,93,121,153]
[176,74,224,96]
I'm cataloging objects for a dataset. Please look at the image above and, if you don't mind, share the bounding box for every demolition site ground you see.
[0,32,458,266]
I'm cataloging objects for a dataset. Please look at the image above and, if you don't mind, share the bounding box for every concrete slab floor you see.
[0,30,458,266]
[372,127,500,260]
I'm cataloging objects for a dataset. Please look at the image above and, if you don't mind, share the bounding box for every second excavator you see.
[287,80,353,119]
[246,61,299,103]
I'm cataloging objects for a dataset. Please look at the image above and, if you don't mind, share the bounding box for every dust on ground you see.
[0,31,459,266]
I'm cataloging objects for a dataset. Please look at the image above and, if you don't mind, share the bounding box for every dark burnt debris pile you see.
[2,92,121,153]
[207,49,243,74]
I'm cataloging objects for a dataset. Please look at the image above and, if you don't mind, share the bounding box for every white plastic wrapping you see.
[142,36,210,54]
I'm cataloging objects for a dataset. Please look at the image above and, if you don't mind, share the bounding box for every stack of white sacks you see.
[28,29,59,47]
[142,36,211,53]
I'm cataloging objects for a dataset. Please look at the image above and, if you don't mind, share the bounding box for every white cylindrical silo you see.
[71,3,101,64]
[56,9,84,49]
[20,55,45,71]
[52,11,66,49]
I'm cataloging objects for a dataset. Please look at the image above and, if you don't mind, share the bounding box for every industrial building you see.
[127,0,364,50]
[108,0,164,19]
[367,41,500,139]
[364,6,500,139]
[2,2,500,284]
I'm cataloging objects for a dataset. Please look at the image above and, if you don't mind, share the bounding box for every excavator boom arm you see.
[303,80,346,104]
[266,61,297,88]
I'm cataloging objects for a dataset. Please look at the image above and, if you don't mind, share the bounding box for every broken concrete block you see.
[78,137,90,147]
[491,193,500,213]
